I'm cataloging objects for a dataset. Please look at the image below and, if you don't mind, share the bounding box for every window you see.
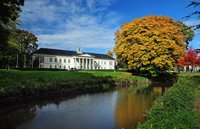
[40,65,43,68]
[50,65,52,68]
[64,66,66,69]
[68,59,70,63]
[39,57,44,63]
[60,65,61,69]
[64,59,66,63]
[55,58,57,62]
[109,61,113,66]
[49,58,52,62]
[104,61,106,65]
[59,58,62,62]
[55,65,57,68]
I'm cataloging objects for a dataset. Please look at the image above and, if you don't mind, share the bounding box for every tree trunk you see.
[6,55,9,70]
[186,66,189,72]
[190,66,193,72]
[23,54,26,68]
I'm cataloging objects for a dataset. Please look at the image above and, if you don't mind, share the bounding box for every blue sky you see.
[18,0,200,54]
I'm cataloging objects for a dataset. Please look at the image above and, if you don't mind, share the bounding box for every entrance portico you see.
[73,54,95,70]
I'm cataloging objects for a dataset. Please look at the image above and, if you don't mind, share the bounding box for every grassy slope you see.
[0,69,147,95]
[137,72,200,129]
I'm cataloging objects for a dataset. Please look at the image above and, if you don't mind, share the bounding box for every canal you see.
[0,84,169,129]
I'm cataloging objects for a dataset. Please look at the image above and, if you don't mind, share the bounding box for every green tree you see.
[177,21,195,48]
[0,0,24,45]
[0,0,24,24]
[11,29,38,68]
[114,16,187,76]
[0,0,24,68]
[0,29,38,68]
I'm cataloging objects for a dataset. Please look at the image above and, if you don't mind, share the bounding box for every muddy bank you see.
[0,77,149,106]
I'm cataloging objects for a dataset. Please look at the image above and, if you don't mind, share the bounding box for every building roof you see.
[34,48,115,60]
[196,49,200,52]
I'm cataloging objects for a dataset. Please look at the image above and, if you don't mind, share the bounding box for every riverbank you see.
[0,69,149,105]
[137,72,200,129]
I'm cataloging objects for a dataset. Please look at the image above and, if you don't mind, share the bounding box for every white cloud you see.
[184,19,199,27]
[183,19,200,49]
[19,0,120,52]
[37,17,116,50]
[183,19,200,35]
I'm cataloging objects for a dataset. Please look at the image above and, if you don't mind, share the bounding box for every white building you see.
[32,48,115,70]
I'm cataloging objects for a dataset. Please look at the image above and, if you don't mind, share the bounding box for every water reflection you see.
[0,105,37,129]
[0,85,169,129]
[114,86,166,129]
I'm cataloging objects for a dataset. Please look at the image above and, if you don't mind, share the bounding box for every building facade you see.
[33,48,115,70]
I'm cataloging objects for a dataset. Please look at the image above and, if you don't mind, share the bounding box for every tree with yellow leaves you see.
[106,50,114,57]
[114,16,187,76]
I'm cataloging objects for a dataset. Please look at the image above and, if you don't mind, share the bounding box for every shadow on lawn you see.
[128,69,178,86]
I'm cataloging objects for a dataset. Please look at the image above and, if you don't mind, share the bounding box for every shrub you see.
[137,76,198,129]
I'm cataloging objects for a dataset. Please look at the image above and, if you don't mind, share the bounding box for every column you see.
[86,58,88,70]
[92,59,95,70]
[38,57,41,68]
[88,59,91,69]
[90,59,92,69]
[84,58,86,69]
[81,58,83,69]
[80,58,82,69]
[82,58,84,69]
[77,58,80,69]
[74,58,76,69]
[90,59,93,70]
[91,59,93,69]
[88,59,90,69]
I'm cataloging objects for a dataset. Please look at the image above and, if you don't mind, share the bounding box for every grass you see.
[0,69,147,86]
[137,72,200,129]
[0,69,148,97]
[178,72,200,77]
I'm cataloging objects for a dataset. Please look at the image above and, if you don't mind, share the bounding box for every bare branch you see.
[187,1,200,7]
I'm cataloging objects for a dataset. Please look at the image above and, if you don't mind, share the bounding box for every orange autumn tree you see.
[114,16,187,76]
[106,50,114,57]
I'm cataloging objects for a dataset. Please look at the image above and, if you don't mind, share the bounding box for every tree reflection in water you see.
[0,84,169,129]
[0,105,37,129]
[0,99,61,129]
[115,85,168,129]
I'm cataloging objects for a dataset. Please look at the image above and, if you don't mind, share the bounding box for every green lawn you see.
[178,72,200,77]
[0,69,148,95]
[0,69,147,87]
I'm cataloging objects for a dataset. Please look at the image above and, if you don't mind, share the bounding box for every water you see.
[0,85,168,129]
